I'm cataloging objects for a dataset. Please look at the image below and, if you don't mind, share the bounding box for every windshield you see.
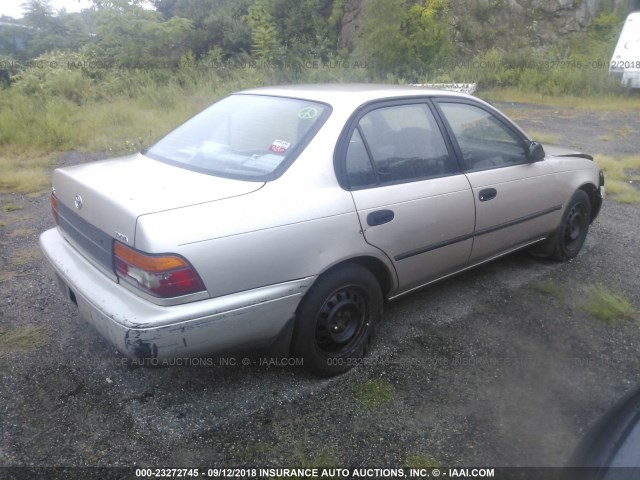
[144,94,330,181]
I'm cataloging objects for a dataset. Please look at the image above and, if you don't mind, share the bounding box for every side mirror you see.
[527,141,545,162]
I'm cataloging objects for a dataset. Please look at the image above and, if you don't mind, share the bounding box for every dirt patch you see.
[0,326,50,357]
[1,103,639,470]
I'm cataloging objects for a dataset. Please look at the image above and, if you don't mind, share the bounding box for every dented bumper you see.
[39,228,310,360]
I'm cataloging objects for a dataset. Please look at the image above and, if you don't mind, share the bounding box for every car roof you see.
[238,83,475,108]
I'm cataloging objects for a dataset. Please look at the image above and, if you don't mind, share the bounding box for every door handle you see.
[479,188,497,202]
[367,209,395,226]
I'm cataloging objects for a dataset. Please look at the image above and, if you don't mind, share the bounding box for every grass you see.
[3,201,25,212]
[0,72,242,195]
[480,88,640,112]
[75,96,206,155]
[597,134,615,142]
[10,247,42,267]
[531,280,563,297]
[354,379,394,408]
[0,94,79,154]
[0,97,198,196]
[5,212,34,224]
[0,156,53,195]
[584,285,637,323]
[1,63,639,198]
[597,127,631,143]
[404,453,440,469]
[0,326,50,356]
[618,126,631,139]
[595,155,640,204]
[526,131,561,145]
[7,227,37,239]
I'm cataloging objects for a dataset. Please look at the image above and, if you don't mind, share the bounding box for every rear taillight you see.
[113,242,206,298]
[51,191,59,225]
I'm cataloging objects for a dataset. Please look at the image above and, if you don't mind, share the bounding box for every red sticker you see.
[268,139,291,155]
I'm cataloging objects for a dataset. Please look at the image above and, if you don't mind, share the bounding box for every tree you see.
[19,0,86,57]
[21,0,56,26]
[353,0,453,79]
[266,0,334,61]
[352,0,410,75]
[405,0,453,72]
[151,0,252,59]
[89,1,193,67]
[246,0,279,60]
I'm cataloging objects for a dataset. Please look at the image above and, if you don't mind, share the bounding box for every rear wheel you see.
[293,264,382,376]
[550,190,591,261]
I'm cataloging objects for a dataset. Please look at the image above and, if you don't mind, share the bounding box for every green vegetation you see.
[480,89,640,112]
[0,1,634,195]
[526,131,561,146]
[597,128,631,142]
[531,280,563,298]
[584,285,637,323]
[450,11,625,95]
[353,0,452,79]
[354,379,394,408]
[3,202,25,212]
[404,452,440,469]
[0,155,52,194]
[0,326,50,356]
[595,155,640,204]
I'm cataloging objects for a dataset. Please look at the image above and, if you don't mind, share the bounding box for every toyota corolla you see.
[40,84,604,375]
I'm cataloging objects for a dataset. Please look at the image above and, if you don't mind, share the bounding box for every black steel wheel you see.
[293,264,382,376]
[551,189,591,261]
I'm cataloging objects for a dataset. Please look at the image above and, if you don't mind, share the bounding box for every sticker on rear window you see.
[298,107,319,119]
[269,139,291,155]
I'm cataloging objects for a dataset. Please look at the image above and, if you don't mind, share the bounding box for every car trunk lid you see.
[52,154,263,269]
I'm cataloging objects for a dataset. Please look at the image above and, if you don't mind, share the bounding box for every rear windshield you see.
[145,94,330,181]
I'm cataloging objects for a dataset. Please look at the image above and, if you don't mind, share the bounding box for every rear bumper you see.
[40,228,311,360]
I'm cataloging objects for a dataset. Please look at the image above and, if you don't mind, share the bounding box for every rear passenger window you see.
[345,128,377,188]
[345,104,456,189]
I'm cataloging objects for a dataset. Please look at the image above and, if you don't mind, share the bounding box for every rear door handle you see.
[367,209,395,226]
[479,188,497,202]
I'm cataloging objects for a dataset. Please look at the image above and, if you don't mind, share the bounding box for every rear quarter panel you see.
[135,117,396,300]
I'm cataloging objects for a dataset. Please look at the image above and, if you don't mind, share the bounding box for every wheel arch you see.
[314,256,396,300]
[578,182,602,223]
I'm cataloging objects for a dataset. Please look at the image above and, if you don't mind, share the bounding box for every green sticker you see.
[298,107,319,119]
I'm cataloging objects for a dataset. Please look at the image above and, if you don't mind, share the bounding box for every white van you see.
[609,12,640,88]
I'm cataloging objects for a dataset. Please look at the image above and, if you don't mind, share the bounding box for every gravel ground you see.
[0,101,639,473]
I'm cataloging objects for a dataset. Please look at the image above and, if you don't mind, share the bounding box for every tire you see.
[549,190,591,261]
[292,264,382,376]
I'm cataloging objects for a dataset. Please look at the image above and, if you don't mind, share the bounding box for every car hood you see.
[544,144,593,161]
[52,153,264,248]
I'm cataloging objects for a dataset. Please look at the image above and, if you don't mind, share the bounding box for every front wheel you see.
[549,190,591,261]
[292,264,382,376]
